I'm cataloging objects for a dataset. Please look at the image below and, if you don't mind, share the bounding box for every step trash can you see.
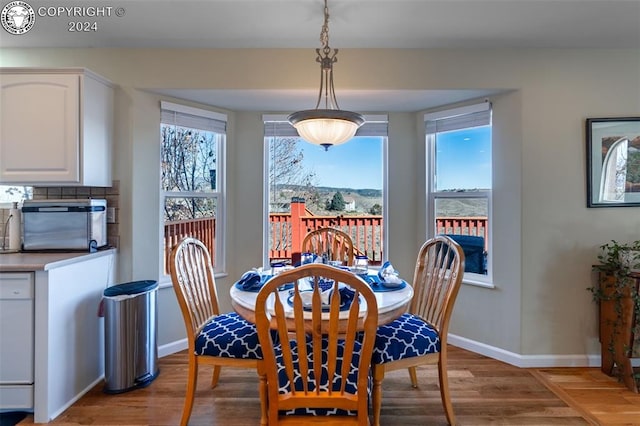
[102,280,159,394]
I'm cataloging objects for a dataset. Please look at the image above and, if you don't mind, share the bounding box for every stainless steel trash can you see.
[103,280,159,393]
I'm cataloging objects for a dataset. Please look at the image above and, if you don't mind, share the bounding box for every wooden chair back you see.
[302,227,355,265]
[170,237,220,351]
[409,235,465,342]
[255,264,378,425]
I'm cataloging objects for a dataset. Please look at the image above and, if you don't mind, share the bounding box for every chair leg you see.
[408,366,419,388]
[372,364,384,426]
[438,357,456,426]
[258,373,268,426]
[181,356,199,426]
[210,365,221,388]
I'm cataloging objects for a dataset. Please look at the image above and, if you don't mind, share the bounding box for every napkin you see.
[378,261,403,285]
[298,284,356,308]
[238,270,262,291]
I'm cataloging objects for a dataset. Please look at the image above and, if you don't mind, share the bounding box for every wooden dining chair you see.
[302,227,355,265]
[170,237,267,426]
[254,264,378,425]
[371,236,465,426]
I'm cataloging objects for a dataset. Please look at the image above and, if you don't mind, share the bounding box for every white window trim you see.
[160,102,227,276]
[425,102,494,288]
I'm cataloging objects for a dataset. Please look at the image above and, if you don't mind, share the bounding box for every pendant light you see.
[288,0,365,151]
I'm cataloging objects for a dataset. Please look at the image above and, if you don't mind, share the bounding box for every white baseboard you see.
[48,375,104,422]
[447,334,602,368]
[158,338,188,358]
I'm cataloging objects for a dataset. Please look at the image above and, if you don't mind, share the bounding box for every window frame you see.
[160,101,227,276]
[262,114,389,269]
[425,102,494,287]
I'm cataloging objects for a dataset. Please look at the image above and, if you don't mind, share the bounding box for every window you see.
[263,115,388,268]
[0,185,32,204]
[160,101,226,274]
[425,102,492,284]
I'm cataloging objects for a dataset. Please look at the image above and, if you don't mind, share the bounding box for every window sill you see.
[462,276,495,289]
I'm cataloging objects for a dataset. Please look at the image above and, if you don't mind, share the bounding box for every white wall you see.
[2,48,638,362]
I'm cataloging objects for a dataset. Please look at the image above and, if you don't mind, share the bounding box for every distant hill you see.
[277,184,382,198]
[313,186,382,198]
[273,184,487,217]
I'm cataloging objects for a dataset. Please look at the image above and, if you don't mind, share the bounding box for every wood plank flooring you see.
[13,346,640,425]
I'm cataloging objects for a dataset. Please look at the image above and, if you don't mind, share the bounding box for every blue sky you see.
[298,126,491,191]
[300,136,384,190]
[435,126,491,190]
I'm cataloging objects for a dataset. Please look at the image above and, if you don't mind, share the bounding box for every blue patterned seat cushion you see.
[372,313,441,364]
[275,338,370,416]
[195,312,263,359]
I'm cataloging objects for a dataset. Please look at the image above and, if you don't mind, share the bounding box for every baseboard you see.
[448,334,602,368]
[158,338,188,358]
[47,375,104,422]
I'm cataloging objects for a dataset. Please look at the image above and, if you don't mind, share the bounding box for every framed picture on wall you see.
[586,117,640,207]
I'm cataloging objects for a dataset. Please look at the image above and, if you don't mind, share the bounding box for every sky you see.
[299,136,384,190]
[296,126,491,191]
[435,126,492,190]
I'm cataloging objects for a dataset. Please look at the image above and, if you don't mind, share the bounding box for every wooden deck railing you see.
[435,216,489,250]
[164,199,488,272]
[164,217,216,274]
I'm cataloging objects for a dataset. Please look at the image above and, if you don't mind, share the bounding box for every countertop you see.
[0,248,117,272]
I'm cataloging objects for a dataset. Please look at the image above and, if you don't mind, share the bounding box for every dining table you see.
[230,266,414,327]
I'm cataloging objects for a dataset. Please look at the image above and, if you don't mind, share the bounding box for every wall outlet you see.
[106,207,116,223]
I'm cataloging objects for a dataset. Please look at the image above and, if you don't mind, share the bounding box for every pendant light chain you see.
[320,0,330,53]
[315,0,339,110]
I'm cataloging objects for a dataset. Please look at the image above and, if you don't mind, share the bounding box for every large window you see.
[263,115,387,268]
[160,101,226,274]
[425,102,492,284]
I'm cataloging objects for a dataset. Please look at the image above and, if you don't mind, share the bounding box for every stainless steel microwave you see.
[21,199,107,252]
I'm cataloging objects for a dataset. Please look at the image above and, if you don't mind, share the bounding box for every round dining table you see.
[230,268,414,327]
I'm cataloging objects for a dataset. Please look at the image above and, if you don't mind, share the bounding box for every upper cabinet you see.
[0,68,114,186]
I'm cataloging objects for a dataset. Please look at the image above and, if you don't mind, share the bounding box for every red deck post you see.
[289,197,307,265]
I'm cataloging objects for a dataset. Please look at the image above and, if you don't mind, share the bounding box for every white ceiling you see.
[4,0,638,111]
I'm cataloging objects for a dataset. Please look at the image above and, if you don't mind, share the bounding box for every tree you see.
[161,125,218,221]
[369,203,382,215]
[268,137,318,209]
[328,191,346,211]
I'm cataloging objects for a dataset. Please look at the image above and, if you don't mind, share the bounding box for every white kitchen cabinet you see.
[0,249,116,422]
[0,273,34,409]
[0,68,114,186]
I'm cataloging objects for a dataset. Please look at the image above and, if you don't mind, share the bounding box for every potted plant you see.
[589,239,640,393]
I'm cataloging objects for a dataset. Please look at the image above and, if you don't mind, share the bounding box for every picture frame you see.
[586,117,640,207]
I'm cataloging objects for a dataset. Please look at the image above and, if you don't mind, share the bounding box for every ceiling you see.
[4,0,638,111]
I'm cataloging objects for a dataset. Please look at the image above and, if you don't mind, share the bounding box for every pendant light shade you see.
[288,109,365,150]
[288,0,365,151]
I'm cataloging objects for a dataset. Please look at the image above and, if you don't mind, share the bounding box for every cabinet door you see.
[0,273,34,384]
[0,73,80,183]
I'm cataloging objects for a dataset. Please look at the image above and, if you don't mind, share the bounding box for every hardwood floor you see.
[13,346,640,425]
[532,367,640,425]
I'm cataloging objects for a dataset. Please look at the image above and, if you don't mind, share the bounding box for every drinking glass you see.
[353,255,369,276]
[271,262,285,275]
[300,252,314,265]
